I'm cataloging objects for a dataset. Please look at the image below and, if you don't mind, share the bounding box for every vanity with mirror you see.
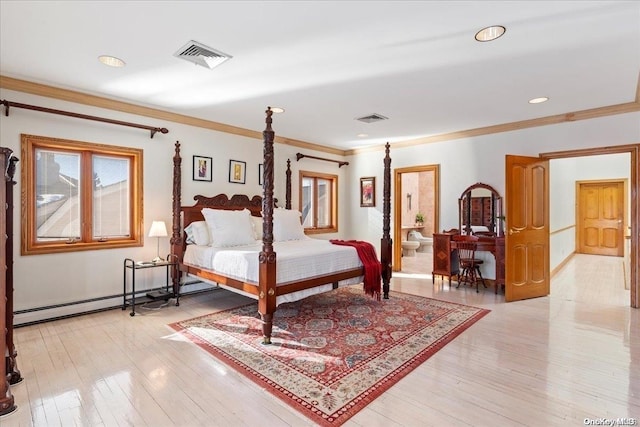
[459,182,503,237]
[433,182,505,293]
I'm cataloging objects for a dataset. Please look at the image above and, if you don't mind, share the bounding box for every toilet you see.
[408,230,433,253]
[401,240,420,257]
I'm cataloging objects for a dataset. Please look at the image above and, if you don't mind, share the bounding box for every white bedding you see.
[183,238,365,305]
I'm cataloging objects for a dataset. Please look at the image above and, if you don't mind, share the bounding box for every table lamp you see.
[149,220,168,263]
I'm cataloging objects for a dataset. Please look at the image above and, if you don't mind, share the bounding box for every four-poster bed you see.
[170,108,392,344]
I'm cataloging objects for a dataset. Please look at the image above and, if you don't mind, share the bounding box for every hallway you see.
[399,251,630,306]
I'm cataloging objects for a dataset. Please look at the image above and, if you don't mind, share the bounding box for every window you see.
[21,134,143,255]
[299,170,338,234]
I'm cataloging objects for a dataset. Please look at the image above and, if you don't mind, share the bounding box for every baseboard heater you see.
[14,281,216,327]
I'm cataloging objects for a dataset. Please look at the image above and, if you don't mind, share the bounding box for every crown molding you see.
[347,100,640,156]
[3,74,638,159]
[0,75,346,156]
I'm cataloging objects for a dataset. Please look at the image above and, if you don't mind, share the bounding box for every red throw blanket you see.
[330,239,381,301]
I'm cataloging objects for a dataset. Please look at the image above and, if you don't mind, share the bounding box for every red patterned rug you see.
[169,286,489,426]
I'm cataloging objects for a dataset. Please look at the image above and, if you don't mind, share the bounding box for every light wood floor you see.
[3,253,638,426]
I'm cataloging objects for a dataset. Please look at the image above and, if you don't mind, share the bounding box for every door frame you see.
[539,144,639,308]
[393,165,440,271]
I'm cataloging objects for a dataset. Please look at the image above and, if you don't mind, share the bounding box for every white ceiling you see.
[1,1,639,151]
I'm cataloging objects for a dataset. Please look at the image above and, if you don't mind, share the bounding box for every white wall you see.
[347,113,640,278]
[2,87,638,323]
[0,88,346,324]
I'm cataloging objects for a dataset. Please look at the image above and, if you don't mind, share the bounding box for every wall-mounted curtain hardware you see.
[296,152,349,167]
[1,99,169,139]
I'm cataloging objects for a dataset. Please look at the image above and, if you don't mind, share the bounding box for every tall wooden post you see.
[170,142,182,304]
[0,147,17,416]
[258,108,277,344]
[381,142,392,299]
[4,150,20,386]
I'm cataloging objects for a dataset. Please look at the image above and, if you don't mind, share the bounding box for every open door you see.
[505,155,550,302]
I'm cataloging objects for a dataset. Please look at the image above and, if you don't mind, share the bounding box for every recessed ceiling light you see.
[529,97,549,104]
[475,25,506,42]
[98,55,125,67]
[270,107,285,114]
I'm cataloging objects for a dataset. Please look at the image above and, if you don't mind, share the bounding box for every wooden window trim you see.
[299,170,338,234]
[20,134,143,255]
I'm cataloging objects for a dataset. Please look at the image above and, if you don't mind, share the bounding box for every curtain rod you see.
[296,152,349,167]
[1,99,169,139]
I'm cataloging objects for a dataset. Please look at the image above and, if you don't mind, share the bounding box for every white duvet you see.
[183,239,365,304]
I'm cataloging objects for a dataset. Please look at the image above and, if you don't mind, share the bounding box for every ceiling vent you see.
[174,40,232,70]
[356,113,389,123]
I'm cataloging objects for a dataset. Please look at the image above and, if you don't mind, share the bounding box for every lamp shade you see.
[148,221,168,237]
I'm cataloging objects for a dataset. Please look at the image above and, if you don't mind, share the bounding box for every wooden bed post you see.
[3,149,22,386]
[170,141,183,304]
[1,147,17,416]
[285,158,292,209]
[381,142,392,298]
[259,108,277,344]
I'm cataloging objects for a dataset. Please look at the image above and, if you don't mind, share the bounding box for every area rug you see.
[169,286,489,426]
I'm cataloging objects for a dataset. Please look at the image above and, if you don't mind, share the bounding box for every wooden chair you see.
[453,235,487,293]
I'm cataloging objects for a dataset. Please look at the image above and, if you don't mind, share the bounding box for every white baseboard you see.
[14,280,216,326]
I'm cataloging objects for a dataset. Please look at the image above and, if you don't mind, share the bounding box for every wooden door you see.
[577,181,624,257]
[505,155,550,302]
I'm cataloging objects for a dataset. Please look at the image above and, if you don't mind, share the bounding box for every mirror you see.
[458,182,503,236]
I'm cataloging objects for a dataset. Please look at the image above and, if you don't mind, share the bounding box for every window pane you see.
[93,155,130,238]
[35,149,81,241]
[23,134,143,254]
[317,178,331,227]
[301,176,314,227]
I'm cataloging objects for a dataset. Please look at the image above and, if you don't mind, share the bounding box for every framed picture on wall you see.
[193,155,212,182]
[258,163,264,186]
[360,177,375,207]
[229,159,246,184]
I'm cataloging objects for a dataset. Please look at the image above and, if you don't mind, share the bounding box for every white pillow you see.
[273,209,307,241]
[202,208,257,247]
[470,225,490,233]
[184,220,211,246]
[250,215,263,240]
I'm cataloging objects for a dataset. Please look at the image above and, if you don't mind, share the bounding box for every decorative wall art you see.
[229,159,246,184]
[193,155,212,182]
[360,176,375,207]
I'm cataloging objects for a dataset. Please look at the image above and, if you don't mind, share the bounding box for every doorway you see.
[539,144,638,308]
[393,165,440,272]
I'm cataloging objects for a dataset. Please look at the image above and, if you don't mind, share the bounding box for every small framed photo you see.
[229,159,246,184]
[193,155,212,182]
[360,177,375,207]
[258,163,264,186]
